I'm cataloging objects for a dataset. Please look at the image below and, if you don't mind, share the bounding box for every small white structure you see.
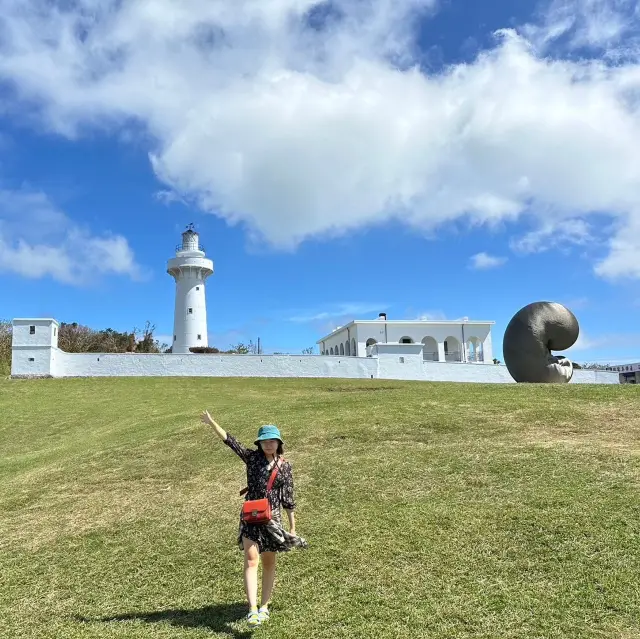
[316,313,495,363]
[167,225,214,354]
[11,318,60,378]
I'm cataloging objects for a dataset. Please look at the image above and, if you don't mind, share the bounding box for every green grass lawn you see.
[1,377,639,639]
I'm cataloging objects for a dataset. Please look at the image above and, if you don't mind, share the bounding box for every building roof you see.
[316,318,496,344]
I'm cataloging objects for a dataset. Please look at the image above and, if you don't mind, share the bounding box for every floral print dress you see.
[224,433,297,554]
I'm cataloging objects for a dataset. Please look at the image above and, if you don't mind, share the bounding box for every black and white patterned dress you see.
[224,433,297,554]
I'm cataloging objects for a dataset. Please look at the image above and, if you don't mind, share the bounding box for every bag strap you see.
[239,457,285,497]
[266,457,285,494]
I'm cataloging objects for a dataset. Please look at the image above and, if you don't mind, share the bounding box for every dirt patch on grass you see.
[324,385,400,393]
[0,472,241,552]
[516,401,640,455]
[523,434,640,457]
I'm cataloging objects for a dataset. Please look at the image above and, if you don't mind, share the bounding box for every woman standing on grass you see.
[200,410,307,627]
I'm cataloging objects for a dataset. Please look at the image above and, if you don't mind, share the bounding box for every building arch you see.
[351,337,356,357]
[399,336,414,343]
[330,347,334,355]
[421,336,439,361]
[365,338,377,347]
[345,340,350,356]
[444,336,462,362]
[466,337,483,362]
[340,343,345,355]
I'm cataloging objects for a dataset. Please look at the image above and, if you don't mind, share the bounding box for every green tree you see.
[580,362,613,370]
[0,320,11,376]
[227,341,257,354]
[59,322,100,352]
[189,346,221,354]
[0,318,167,374]
[134,321,166,353]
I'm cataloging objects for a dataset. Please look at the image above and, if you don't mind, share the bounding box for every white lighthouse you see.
[167,224,214,354]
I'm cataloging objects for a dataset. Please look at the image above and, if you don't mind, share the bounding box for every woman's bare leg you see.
[260,551,277,608]
[242,536,260,611]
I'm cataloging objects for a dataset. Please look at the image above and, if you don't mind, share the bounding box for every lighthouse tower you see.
[167,224,214,354]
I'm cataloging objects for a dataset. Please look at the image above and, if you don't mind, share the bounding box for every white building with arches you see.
[316,313,494,364]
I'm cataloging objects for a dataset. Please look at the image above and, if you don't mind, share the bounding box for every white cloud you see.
[547,329,640,365]
[524,0,638,53]
[1,1,640,277]
[594,214,640,280]
[564,329,639,354]
[559,296,589,310]
[510,218,593,254]
[567,331,603,351]
[416,310,448,320]
[469,252,507,270]
[288,302,387,323]
[155,190,187,206]
[0,188,145,285]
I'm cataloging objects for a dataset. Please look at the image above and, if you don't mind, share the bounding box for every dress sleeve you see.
[223,434,252,464]
[280,461,296,510]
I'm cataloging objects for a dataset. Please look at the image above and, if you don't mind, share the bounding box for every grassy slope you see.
[1,377,639,639]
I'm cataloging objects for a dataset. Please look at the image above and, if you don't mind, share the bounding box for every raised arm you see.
[200,410,252,464]
[201,410,227,441]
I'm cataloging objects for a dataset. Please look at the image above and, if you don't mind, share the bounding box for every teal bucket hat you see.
[254,424,284,446]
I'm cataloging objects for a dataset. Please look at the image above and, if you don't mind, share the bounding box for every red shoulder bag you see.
[240,459,284,525]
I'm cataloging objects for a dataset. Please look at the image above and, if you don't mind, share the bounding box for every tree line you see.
[0,319,316,374]
[0,319,169,374]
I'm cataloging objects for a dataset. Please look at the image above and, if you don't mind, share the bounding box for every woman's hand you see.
[286,508,296,536]
[201,410,214,426]
[201,410,227,441]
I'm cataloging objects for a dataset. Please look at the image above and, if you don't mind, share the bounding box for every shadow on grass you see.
[75,602,253,638]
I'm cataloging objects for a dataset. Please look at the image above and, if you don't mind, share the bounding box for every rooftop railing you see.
[176,244,205,252]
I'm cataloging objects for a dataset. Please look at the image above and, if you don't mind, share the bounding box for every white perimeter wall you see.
[48,350,379,379]
[11,348,619,384]
[10,320,618,383]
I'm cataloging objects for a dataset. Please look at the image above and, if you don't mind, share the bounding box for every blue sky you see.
[0,0,639,363]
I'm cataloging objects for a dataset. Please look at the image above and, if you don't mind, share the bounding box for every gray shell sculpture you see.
[503,301,579,383]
